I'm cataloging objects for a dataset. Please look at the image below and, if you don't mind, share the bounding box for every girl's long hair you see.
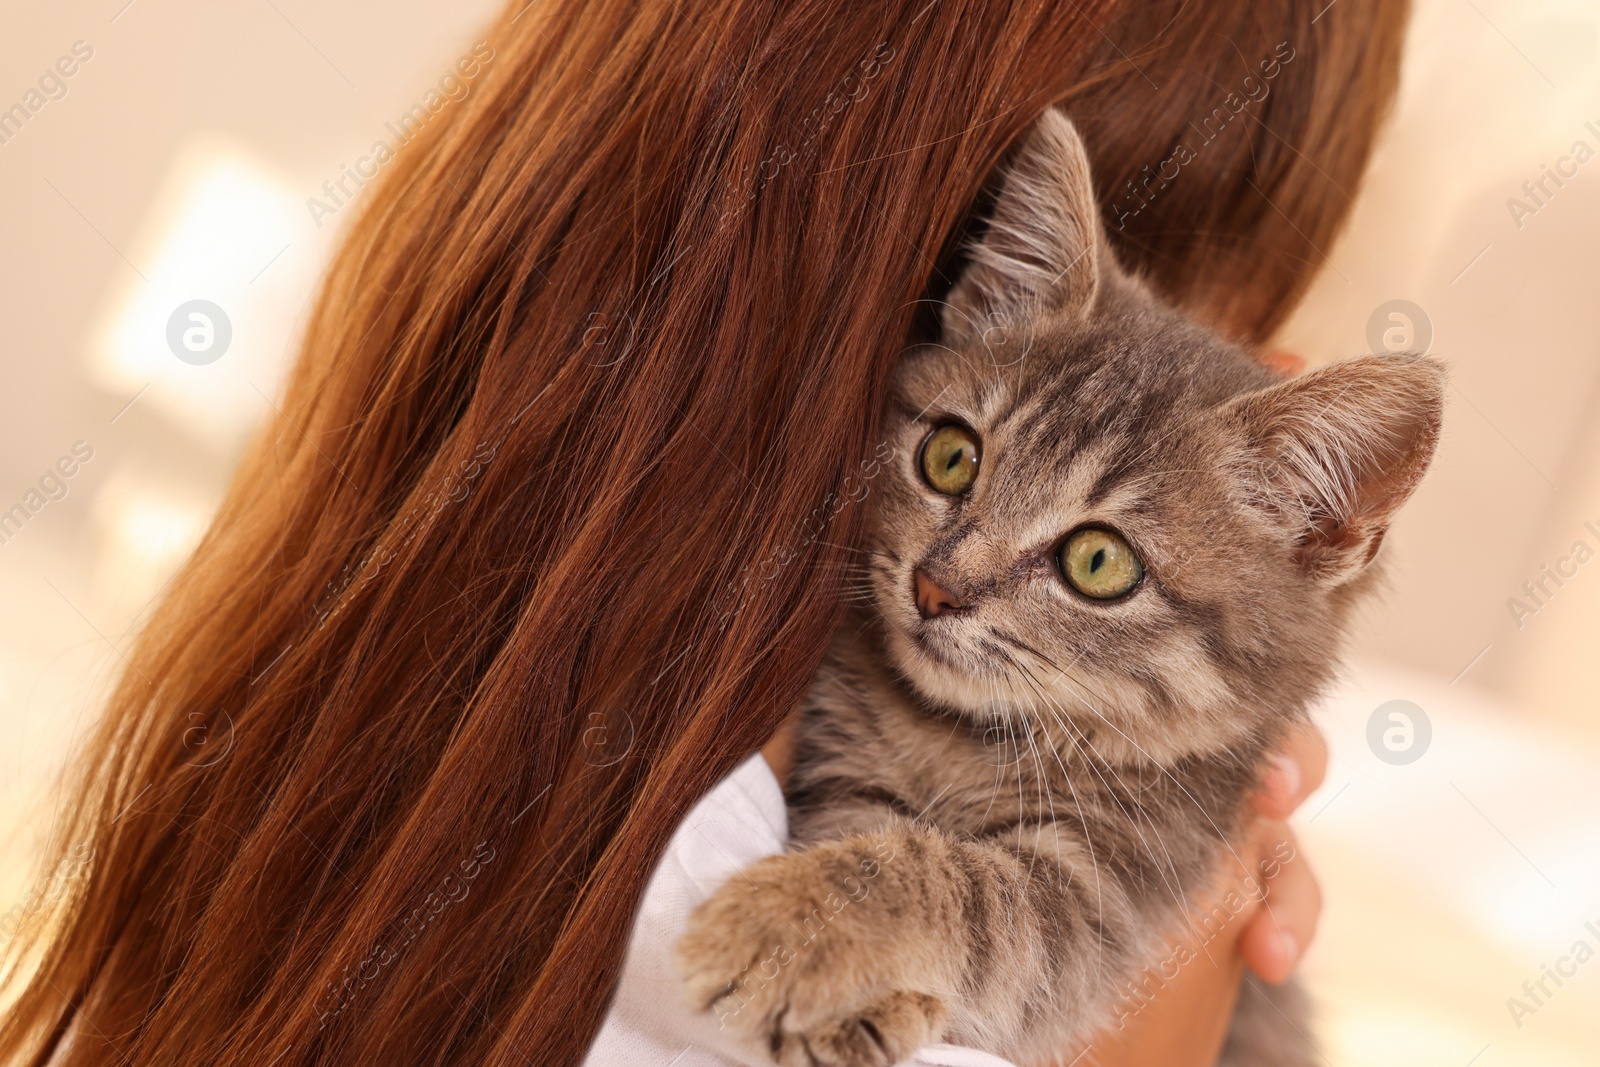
[2,1,1407,1063]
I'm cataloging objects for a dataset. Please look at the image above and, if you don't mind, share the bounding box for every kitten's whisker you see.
[1031,660,1254,880]
[1012,661,1194,929]
[999,663,1109,984]
[1018,713,1065,897]
[999,641,1198,921]
[1018,724,1064,985]
[997,682,1062,983]
[973,677,1010,831]
[1048,703,1194,922]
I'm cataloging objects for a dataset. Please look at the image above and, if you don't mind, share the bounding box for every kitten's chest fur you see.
[788,609,1268,923]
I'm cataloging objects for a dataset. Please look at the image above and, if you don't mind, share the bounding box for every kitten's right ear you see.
[1223,355,1446,586]
[941,109,1102,346]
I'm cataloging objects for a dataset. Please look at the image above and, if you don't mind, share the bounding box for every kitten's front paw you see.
[677,851,947,1066]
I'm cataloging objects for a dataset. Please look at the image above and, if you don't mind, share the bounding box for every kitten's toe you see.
[774,1017,882,1067]
[777,991,947,1067]
[856,991,946,1063]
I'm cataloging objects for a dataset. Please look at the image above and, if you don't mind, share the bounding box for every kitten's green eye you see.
[1059,527,1143,600]
[920,424,981,496]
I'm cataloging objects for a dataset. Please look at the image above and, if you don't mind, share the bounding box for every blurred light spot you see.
[89,138,314,445]
[90,475,211,611]
[1331,1009,1483,1067]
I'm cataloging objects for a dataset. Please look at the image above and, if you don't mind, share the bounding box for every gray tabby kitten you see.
[678,110,1442,1067]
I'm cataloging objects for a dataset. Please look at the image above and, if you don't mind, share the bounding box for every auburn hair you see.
[2,0,1407,1063]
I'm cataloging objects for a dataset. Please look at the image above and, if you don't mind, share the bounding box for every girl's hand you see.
[1072,724,1328,1067]
[1239,724,1328,984]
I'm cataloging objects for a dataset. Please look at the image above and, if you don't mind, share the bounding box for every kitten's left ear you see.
[1223,354,1446,585]
[942,109,1102,344]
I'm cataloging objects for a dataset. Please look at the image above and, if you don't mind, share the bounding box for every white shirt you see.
[583,753,1016,1067]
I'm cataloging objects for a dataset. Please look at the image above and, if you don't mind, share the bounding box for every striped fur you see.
[679,111,1443,1067]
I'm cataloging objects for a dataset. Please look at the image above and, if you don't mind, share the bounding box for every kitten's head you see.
[870,109,1443,763]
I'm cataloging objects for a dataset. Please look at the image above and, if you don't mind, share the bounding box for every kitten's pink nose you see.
[914,568,963,619]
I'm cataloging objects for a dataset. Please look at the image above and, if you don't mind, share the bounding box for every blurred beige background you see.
[0,1,1597,1064]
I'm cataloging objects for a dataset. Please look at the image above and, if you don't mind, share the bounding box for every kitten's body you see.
[679,111,1442,1067]
[786,616,1282,1064]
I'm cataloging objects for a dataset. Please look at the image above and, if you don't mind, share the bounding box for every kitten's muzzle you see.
[913,568,965,619]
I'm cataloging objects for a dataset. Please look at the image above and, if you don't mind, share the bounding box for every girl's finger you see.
[1238,825,1321,984]
[1252,724,1330,819]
